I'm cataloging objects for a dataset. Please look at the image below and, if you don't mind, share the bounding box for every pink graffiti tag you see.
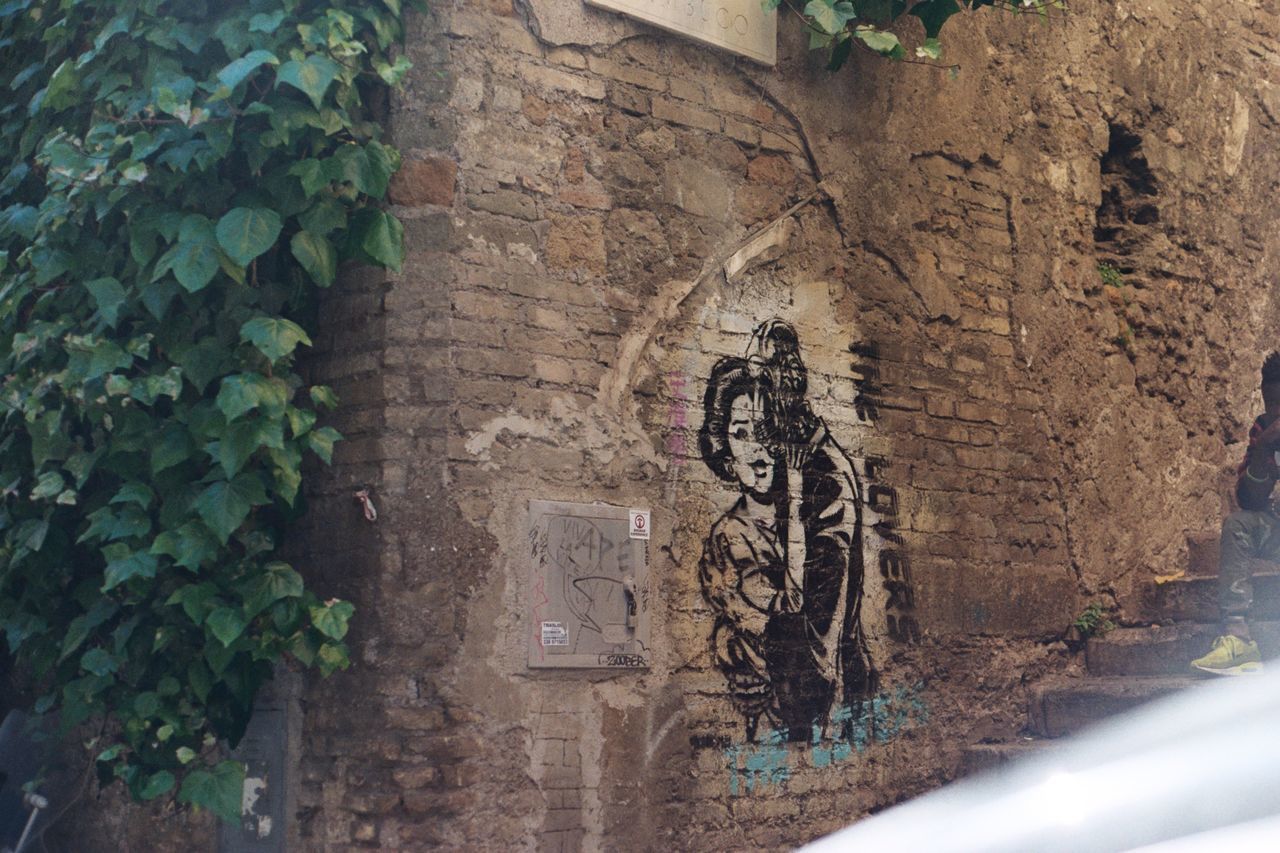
[666,371,689,463]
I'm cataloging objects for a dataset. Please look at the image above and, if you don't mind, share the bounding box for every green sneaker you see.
[1190,635,1264,676]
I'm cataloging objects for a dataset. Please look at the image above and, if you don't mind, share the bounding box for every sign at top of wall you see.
[584,0,777,65]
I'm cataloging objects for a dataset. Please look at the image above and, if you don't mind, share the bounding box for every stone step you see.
[1086,622,1280,676]
[1028,676,1196,738]
[1138,570,1280,623]
[956,740,1058,777]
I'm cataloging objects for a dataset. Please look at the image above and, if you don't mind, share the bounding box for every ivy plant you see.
[0,0,415,822]
[778,0,1066,70]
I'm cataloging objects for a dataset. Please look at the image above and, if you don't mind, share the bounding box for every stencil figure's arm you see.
[783,462,806,612]
[699,521,777,636]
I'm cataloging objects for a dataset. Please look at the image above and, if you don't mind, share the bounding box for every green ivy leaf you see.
[81,647,119,677]
[152,524,220,571]
[155,216,220,293]
[173,338,228,394]
[179,760,244,824]
[217,373,288,422]
[910,0,962,37]
[306,426,341,465]
[240,316,312,362]
[245,562,304,617]
[276,55,341,109]
[309,600,354,640]
[804,0,856,35]
[290,231,337,286]
[44,59,80,110]
[215,417,284,479]
[31,471,65,500]
[215,208,282,267]
[216,50,280,90]
[310,385,339,409]
[139,770,176,801]
[357,209,404,272]
[101,543,159,591]
[206,607,248,647]
[249,11,286,33]
[78,505,151,545]
[85,277,127,327]
[151,424,196,474]
[854,25,905,57]
[60,599,118,662]
[111,482,154,509]
[165,582,218,623]
[916,37,943,59]
[289,159,328,197]
[316,642,350,676]
[194,474,268,543]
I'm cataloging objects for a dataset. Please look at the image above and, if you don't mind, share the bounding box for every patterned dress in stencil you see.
[699,496,785,741]
[699,425,873,742]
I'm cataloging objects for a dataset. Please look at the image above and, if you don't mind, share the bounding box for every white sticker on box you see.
[629,509,650,540]
[541,622,568,646]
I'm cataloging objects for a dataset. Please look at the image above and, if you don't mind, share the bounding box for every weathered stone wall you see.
[51,0,1280,849]
[283,0,1280,849]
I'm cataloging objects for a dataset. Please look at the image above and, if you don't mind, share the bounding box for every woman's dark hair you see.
[698,357,775,483]
[750,319,819,444]
[1263,351,1280,386]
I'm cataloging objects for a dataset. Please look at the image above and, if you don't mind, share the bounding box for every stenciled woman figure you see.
[698,328,874,742]
[697,356,789,741]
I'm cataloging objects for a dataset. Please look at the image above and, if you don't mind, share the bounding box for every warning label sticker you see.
[628,509,650,540]
[541,622,568,646]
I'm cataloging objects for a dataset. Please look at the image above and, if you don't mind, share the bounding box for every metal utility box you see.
[527,500,651,669]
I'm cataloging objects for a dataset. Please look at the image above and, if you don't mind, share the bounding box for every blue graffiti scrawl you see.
[724,683,929,794]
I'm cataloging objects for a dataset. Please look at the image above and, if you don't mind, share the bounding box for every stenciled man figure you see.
[1191,352,1280,675]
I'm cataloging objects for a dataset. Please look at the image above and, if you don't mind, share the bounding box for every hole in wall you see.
[1094,122,1160,252]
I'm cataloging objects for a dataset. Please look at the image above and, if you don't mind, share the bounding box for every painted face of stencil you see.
[727,391,774,497]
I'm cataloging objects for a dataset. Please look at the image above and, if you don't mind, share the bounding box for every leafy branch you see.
[0,0,418,823]
[774,0,1067,72]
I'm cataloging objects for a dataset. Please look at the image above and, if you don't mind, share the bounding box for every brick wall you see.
[278,0,1280,848]
[47,0,1279,850]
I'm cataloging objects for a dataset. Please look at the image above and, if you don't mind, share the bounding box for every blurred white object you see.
[804,669,1280,852]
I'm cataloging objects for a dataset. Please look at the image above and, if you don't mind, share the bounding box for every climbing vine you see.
[0,0,415,821]
[782,0,1066,70]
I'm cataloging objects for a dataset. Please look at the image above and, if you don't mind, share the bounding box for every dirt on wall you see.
[50,0,1280,850]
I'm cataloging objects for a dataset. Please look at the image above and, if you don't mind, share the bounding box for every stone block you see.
[918,560,1077,637]
[652,97,722,133]
[586,56,667,91]
[1028,677,1194,738]
[546,213,607,272]
[747,154,798,186]
[544,807,584,832]
[669,77,704,103]
[608,84,651,116]
[389,156,458,207]
[663,158,732,219]
[466,189,539,220]
[723,117,760,145]
[519,62,606,100]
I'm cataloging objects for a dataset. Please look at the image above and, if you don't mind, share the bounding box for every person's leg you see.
[1193,510,1280,674]
[1218,510,1280,631]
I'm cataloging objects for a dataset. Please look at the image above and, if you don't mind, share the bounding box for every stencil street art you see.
[697,319,876,742]
[722,683,930,795]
